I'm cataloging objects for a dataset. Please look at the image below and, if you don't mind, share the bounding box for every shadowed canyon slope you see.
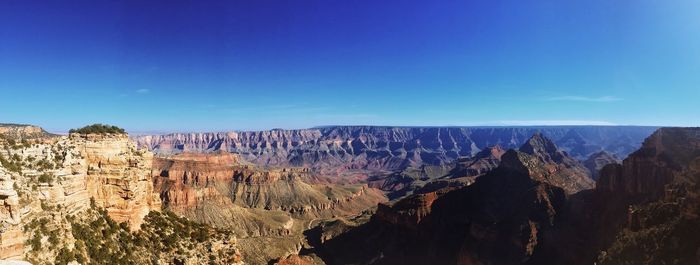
[135,126,657,173]
[302,127,700,265]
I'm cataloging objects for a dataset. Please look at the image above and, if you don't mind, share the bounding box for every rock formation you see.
[583,151,620,181]
[0,124,51,139]
[135,126,657,173]
[516,133,594,193]
[367,145,505,199]
[0,128,163,261]
[152,151,387,264]
[591,128,700,264]
[0,167,22,259]
[153,152,387,234]
[308,134,589,264]
[70,133,161,229]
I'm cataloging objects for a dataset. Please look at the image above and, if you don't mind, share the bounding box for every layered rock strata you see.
[153,152,387,238]
[0,131,161,260]
[136,126,657,173]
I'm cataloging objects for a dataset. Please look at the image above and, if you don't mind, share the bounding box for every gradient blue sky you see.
[1,0,699,133]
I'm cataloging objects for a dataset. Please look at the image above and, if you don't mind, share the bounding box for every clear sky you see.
[1,0,699,133]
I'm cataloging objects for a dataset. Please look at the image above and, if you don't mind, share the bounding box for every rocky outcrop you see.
[515,133,594,194]
[0,168,22,260]
[135,126,657,173]
[596,128,700,199]
[373,187,457,230]
[590,128,700,264]
[153,152,387,238]
[367,145,506,199]
[0,124,50,139]
[70,133,161,229]
[0,129,162,261]
[583,151,620,181]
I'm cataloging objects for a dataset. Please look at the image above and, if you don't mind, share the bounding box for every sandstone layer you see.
[153,152,386,235]
[0,130,162,261]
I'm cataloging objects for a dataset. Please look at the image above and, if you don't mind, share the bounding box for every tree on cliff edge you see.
[69,124,126,135]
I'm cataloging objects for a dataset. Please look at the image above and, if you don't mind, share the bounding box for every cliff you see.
[0,130,162,261]
[153,152,386,237]
[596,128,700,199]
[592,128,700,264]
[70,133,161,228]
[0,124,51,139]
[135,126,657,173]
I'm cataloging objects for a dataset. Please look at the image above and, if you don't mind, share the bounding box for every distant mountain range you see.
[135,126,658,173]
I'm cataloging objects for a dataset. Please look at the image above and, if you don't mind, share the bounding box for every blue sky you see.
[1,0,699,133]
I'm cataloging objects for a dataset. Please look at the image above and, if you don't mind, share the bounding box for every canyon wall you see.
[135,126,657,174]
[152,152,387,237]
[0,131,160,260]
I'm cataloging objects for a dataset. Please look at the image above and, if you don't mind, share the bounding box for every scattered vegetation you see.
[55,201,240,265]
[0,154,22,173]
[69,124,126,135]
[598,201,700,265]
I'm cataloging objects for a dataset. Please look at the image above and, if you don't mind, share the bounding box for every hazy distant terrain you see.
[136,126,657,172]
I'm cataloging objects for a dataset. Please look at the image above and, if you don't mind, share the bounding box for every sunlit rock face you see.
[152,152,387,238]
[0,124,48,139]
[71,133,161,229]
[0,130,161,260]
[0,167,22,259]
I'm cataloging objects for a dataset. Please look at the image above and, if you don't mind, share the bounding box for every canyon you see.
[4,123,697,265]
[297,127,700,265]
[151,151,387,264]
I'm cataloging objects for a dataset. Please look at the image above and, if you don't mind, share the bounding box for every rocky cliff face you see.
[71,133,161,229]
[135,126,657,173]
[0,124,51,139]
[0,167,21,259]
[515,133,594,194]
[583,151,620,181]
[0,130,162,261]
[591,128,700,264]
[153,152,387,238]
[596,128,700,199]
[153,152,387,264]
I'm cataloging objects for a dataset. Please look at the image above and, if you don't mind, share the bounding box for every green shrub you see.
[69,124,126,135]
[38,173,53,184]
